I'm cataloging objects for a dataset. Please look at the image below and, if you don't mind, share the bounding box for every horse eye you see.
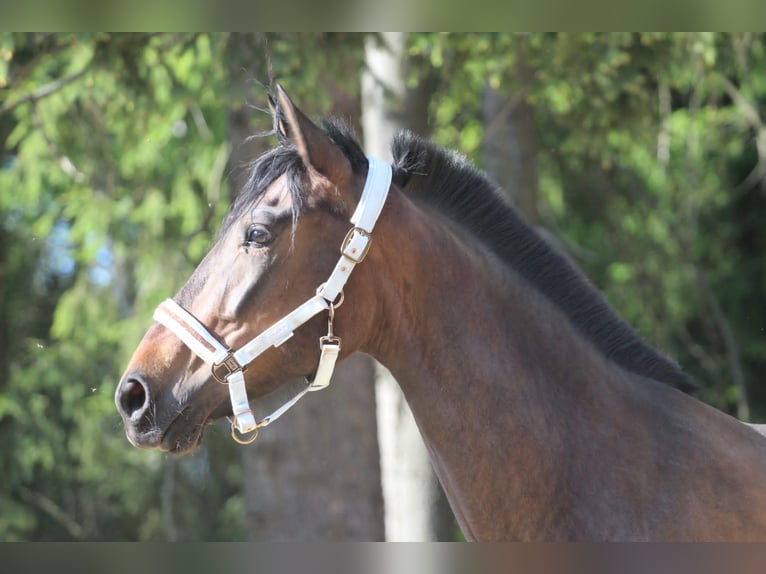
[244,224,273,247]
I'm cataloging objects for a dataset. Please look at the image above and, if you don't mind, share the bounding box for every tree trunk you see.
[362,31,454,542]
[241,355,384,540]
[482,35,541,224]
[229,33,384,541]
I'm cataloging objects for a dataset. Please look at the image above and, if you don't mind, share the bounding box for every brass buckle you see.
[212,352,245,384]
[341,227,372,264]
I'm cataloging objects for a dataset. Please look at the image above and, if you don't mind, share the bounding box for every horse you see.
[116,85,766,541]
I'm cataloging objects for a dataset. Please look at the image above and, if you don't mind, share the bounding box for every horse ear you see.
[274,84,351,185]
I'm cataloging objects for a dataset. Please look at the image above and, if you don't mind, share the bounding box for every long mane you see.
[389,130,696,393]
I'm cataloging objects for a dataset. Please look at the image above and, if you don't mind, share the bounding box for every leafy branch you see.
[0,65,89,116]
[18,486,86,540]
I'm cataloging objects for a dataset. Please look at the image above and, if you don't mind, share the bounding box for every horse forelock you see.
[223,119,367,236]
[221,144,304,235]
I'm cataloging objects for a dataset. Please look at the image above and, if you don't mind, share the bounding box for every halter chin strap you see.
[153,157,392,444]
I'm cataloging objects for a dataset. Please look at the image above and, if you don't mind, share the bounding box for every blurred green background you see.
[1,33,765,540]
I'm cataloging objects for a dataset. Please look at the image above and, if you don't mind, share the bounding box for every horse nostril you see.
[119,377,149,419]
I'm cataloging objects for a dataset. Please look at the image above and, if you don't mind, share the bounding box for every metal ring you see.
[230,416,259,444]
[316,284,345,309]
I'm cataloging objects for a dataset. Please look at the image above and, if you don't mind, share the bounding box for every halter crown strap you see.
[152,157,391,442]
[351,157,392,232]
[318,157,391,303]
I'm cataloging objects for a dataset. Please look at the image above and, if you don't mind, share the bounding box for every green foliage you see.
[0,31,367,542]
[408,33,766,418]
[0,32,243,541]
[2,32,765,540]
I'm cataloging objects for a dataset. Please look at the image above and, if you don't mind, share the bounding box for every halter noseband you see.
[153,157,392,444]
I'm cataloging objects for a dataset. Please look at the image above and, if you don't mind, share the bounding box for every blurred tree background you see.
[1,33,764,540]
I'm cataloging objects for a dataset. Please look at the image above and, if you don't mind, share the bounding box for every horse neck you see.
[362,189,640,540]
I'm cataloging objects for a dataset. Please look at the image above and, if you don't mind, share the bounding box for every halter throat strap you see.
[153,157,392,443]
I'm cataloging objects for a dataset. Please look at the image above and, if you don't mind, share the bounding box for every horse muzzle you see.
[115,372,206,453]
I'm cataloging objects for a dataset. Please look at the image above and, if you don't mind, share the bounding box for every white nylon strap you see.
[308,341,341,391]
[351,157,392,232]
[231,377,315,434]
[228,370,256,432]
[318,157,392,302]
[230,339,340,434]
[254,384,311,427]
[318,251,356,303]
[153,299,229,366]
[233,295,329,366]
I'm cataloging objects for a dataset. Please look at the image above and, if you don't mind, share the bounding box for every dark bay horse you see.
[116,86,766,541]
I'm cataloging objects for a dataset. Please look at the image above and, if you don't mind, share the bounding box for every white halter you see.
[153,157,392,444]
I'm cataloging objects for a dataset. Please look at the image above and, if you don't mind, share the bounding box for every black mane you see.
[232,117,695,394]
[390,130,696,394]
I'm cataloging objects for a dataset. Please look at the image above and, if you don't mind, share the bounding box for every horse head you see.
[115,86,389,454]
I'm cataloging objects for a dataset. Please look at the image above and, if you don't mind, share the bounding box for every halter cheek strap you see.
[153,157,392,444]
